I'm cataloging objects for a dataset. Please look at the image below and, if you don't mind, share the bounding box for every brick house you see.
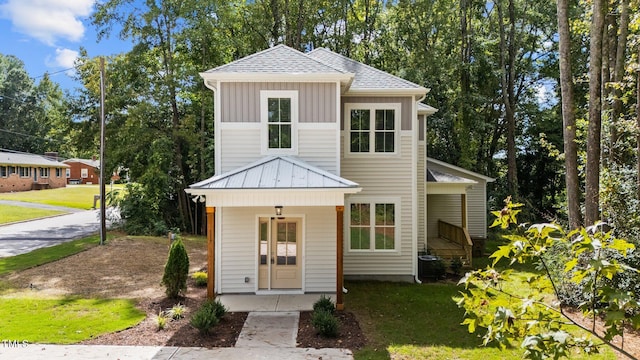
[0,151,68,192]
[62,158,100,185]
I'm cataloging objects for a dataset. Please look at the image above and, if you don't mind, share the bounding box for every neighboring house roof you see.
[307,47,427,94]
[0,151,69,168]
[190,155,359,190]
[427,157,496,182]
[63,158,100,168]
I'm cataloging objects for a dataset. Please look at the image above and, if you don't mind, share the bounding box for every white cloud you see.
[54,47,78,68]
[0,0,93,46]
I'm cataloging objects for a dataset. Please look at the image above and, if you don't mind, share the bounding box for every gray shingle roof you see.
[0,151,69,167]
[202,44,347,75]
[307,47,424,90]
[191,156,359,190]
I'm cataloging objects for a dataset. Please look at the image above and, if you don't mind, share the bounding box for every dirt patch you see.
[2,235,364,350]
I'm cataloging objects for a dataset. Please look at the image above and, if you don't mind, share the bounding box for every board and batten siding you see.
[427,161,490,239]
[341,135,414,276]
[340,96,413,130]
[218,206,337,294]
[220,82,337,123]
[218,128,338,174]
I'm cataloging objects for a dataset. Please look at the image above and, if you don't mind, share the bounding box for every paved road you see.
[0,201,107,257]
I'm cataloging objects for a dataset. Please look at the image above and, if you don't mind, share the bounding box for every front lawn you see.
[0,205,64,224]
[0,185,124,210]
[346,280,615,360]
[0,297,145,344]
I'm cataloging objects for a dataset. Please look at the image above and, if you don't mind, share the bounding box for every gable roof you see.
[63,158,100,168]
[308,47,427,95]
[200,45,354,88]
[426,168,476,184]
[190,155,359,190]
[0,151,69,168]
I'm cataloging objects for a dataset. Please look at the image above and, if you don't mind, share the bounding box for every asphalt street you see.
[0,201,105,257]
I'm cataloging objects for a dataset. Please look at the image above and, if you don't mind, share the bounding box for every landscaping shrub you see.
[450,257,463,275]
[311,309,339,338]
[189,300,227,335]
[162,238,190,299]
[312,295,335,314]
[167,303,186,320]
[192,271,208,287]
[154,311,169,331]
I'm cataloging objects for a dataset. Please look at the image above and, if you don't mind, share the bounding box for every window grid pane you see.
[374,109,394,153]
[267,98,292,149]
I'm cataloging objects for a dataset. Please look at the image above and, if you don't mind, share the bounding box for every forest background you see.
[1,0,640,240]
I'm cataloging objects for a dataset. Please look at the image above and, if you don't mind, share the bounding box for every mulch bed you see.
[297,311,366,350]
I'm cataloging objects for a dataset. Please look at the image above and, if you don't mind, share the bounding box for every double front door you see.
[258,217,302,290]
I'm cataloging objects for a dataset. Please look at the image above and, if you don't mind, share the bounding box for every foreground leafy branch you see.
[456,197,640,359]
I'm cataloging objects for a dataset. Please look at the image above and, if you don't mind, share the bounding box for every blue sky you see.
[0,0,131,92]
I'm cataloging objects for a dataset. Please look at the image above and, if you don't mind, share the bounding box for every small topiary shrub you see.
[189,299,228,335]
[162,238,190,299]
[192,271,208,287]
[312,295,335,314]
[450,257,463,275]
[311,309,339,338]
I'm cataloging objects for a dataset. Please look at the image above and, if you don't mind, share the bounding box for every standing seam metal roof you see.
[190,156,359,190]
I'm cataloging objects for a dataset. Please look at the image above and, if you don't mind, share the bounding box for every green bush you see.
[311,309,339,338]
[167,303,186,320]
[189,300,227,335]
[312,295,335,314]
[192,271,208,287]
[154,311,169,331]
[450,257,463,275]
[162,238,190,299]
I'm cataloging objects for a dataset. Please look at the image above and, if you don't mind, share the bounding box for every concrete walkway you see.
[0,309,353,360]
[0,199,85,213]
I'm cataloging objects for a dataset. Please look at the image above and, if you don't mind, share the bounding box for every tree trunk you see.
[611,0,630,165]
[557,0,581,229]
[585,0,606,226]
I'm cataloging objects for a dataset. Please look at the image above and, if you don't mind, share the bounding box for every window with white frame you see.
[261,90,298,154]
[40,167,49,178]
[66,168,70,178]
[19,166,30,178]
[0,166,6,177]
[345,103,401,154]
[55,168,62,177]
[81,168,88,178]
[348,199,398,251]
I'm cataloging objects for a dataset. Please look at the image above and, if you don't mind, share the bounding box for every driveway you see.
[0,201,108,257]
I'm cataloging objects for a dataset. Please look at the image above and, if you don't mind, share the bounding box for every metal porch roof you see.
[190,156,359,190]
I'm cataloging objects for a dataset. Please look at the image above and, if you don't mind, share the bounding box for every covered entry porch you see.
[186,156,361,310]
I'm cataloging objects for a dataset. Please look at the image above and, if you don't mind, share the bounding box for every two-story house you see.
[186,45,492,309]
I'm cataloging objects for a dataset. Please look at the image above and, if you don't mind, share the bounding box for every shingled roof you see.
[0,151,69,167]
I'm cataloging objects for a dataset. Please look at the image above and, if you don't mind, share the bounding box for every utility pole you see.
[99,57,107,246]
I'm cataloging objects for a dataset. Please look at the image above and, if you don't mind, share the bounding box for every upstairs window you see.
[345,103,400,155]
[261,90,298,155]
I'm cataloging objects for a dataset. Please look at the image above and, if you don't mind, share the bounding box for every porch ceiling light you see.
[275,205,283,216]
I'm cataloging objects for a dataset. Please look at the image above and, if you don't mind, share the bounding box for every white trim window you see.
[81,168,89,178]
[348,198,399,252]
[345,103,401,155]
[0,166,6,177]
[19,166,30,178]
[260,90,298,155]
[39,167,49,178]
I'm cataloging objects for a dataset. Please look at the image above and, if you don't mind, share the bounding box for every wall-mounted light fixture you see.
[275,205,283,216]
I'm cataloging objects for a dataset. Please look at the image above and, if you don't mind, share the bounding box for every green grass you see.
[0,184,124,210]
[0,205,65,224]
[346,279,615,359]
[0,235,101,276]
[0,297,145,344]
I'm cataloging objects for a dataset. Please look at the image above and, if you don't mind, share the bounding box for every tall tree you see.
[556,0,581,229]
[585,0,606,225]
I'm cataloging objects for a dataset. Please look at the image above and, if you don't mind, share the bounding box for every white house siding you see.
[417,142,426,251]
[218,206,337,294]
[427,161,490,239]
[427,194,462,238]
[341,135,414,276]
[220,82,337,123]
[297,129,338,174]
[218,128,261,173]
